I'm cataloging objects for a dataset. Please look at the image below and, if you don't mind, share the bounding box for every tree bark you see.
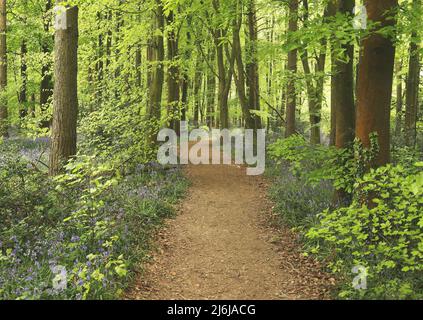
[395,60,403,137]
[0,0,7,138]
[166,11,180,133]
[285,0,298,137]
[49,5,79,175]
[356,0,398,167]
[206,48,216,129]
[212,0,234,129]
[40,0,53,129]
[246,0,261,129]
[19,40,28,119]
[146,0,164,124]
[334,0,355,149]
[404,0,421,147]
[300,0,331,144]
[193,59,202,127]
[232,4,251,128]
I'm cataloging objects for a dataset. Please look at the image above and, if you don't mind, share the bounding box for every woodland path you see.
[127,141,332,300]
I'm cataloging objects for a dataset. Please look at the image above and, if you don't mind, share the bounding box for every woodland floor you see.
[127,141,334,300]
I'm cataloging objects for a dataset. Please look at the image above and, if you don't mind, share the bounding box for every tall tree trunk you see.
[193,59,202,127]
[135,46,142,87]
[166,11,180,133]
[395,60,403,137]
[215,29,229,129]
[285,0,298,137]
[332,0,356,206]
[246,0,261,129]
[0,0,7,138]
[206,49,216,129]
[146,0,164,123]
[334,0,355,149]
[180,74,188,122]
[212,0,234,129]
[40,0,53,129]
[405,0,421,147]
[96,13,104,104]
[49,5,79,175]
[232,4,251,128]
[19,40,28,119]
[356,0,398,167]
[300,0,331,144]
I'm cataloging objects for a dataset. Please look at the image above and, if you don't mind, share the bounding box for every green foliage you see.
[0,142,189,300]
[307,163,423,299]
[268,134,423,299]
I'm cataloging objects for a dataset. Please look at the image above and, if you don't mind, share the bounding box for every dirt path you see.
[128,143,332,300]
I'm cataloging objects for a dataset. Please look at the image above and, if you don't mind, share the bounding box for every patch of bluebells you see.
[0,143,188,299]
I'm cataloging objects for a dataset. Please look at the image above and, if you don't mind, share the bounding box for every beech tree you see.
[285,0,298,137]
[49,5,79,175]
[0,0,7,138]
[355,0,398,166]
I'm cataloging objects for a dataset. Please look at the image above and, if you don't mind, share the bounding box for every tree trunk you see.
[49,5,79,175]
[146,0,164,123]
[395,60,403,137]
[285,0,298,137]
[246,0,261,129]
[356,0,397,167]
[405,0,421,147]
[19,40,28,119]
[215,29,229,129]
[206,50,216,129]
[212,0,234,129]
[166,11,180,133]
[40,0,53,129]
[334,0,355,149]
[232,5,251,128]
[193,59,202,127]
[0,0,7,138]
[135,46,142,87]
[300,0,331,144]
[331,0,356,206]
[180,74,188,122]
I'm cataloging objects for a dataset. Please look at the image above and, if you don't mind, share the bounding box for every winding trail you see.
[127,141,332,300]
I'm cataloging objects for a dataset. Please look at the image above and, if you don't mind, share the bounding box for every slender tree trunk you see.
[301,0,331,144]
[135,46,142,87]
[96,13,104,104]
[285,0,298,137]
[166,11,180,133]
[40,0,53,129]
[49,5,79,175]
[206,50,216,128]
[356,0,398,167]
[146,0,164,123]
[0,0,7,138]
[193,59,202,127]
[232,5,251,128]
[331,0,356,206]
[180,74,188,122]
[246,0,261,129]
[334,0,355,149]
[395,60,403,137]
[19,40,28,119]
[212,0,234,129]
[215,29,229,129]
[405,0,421,147]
